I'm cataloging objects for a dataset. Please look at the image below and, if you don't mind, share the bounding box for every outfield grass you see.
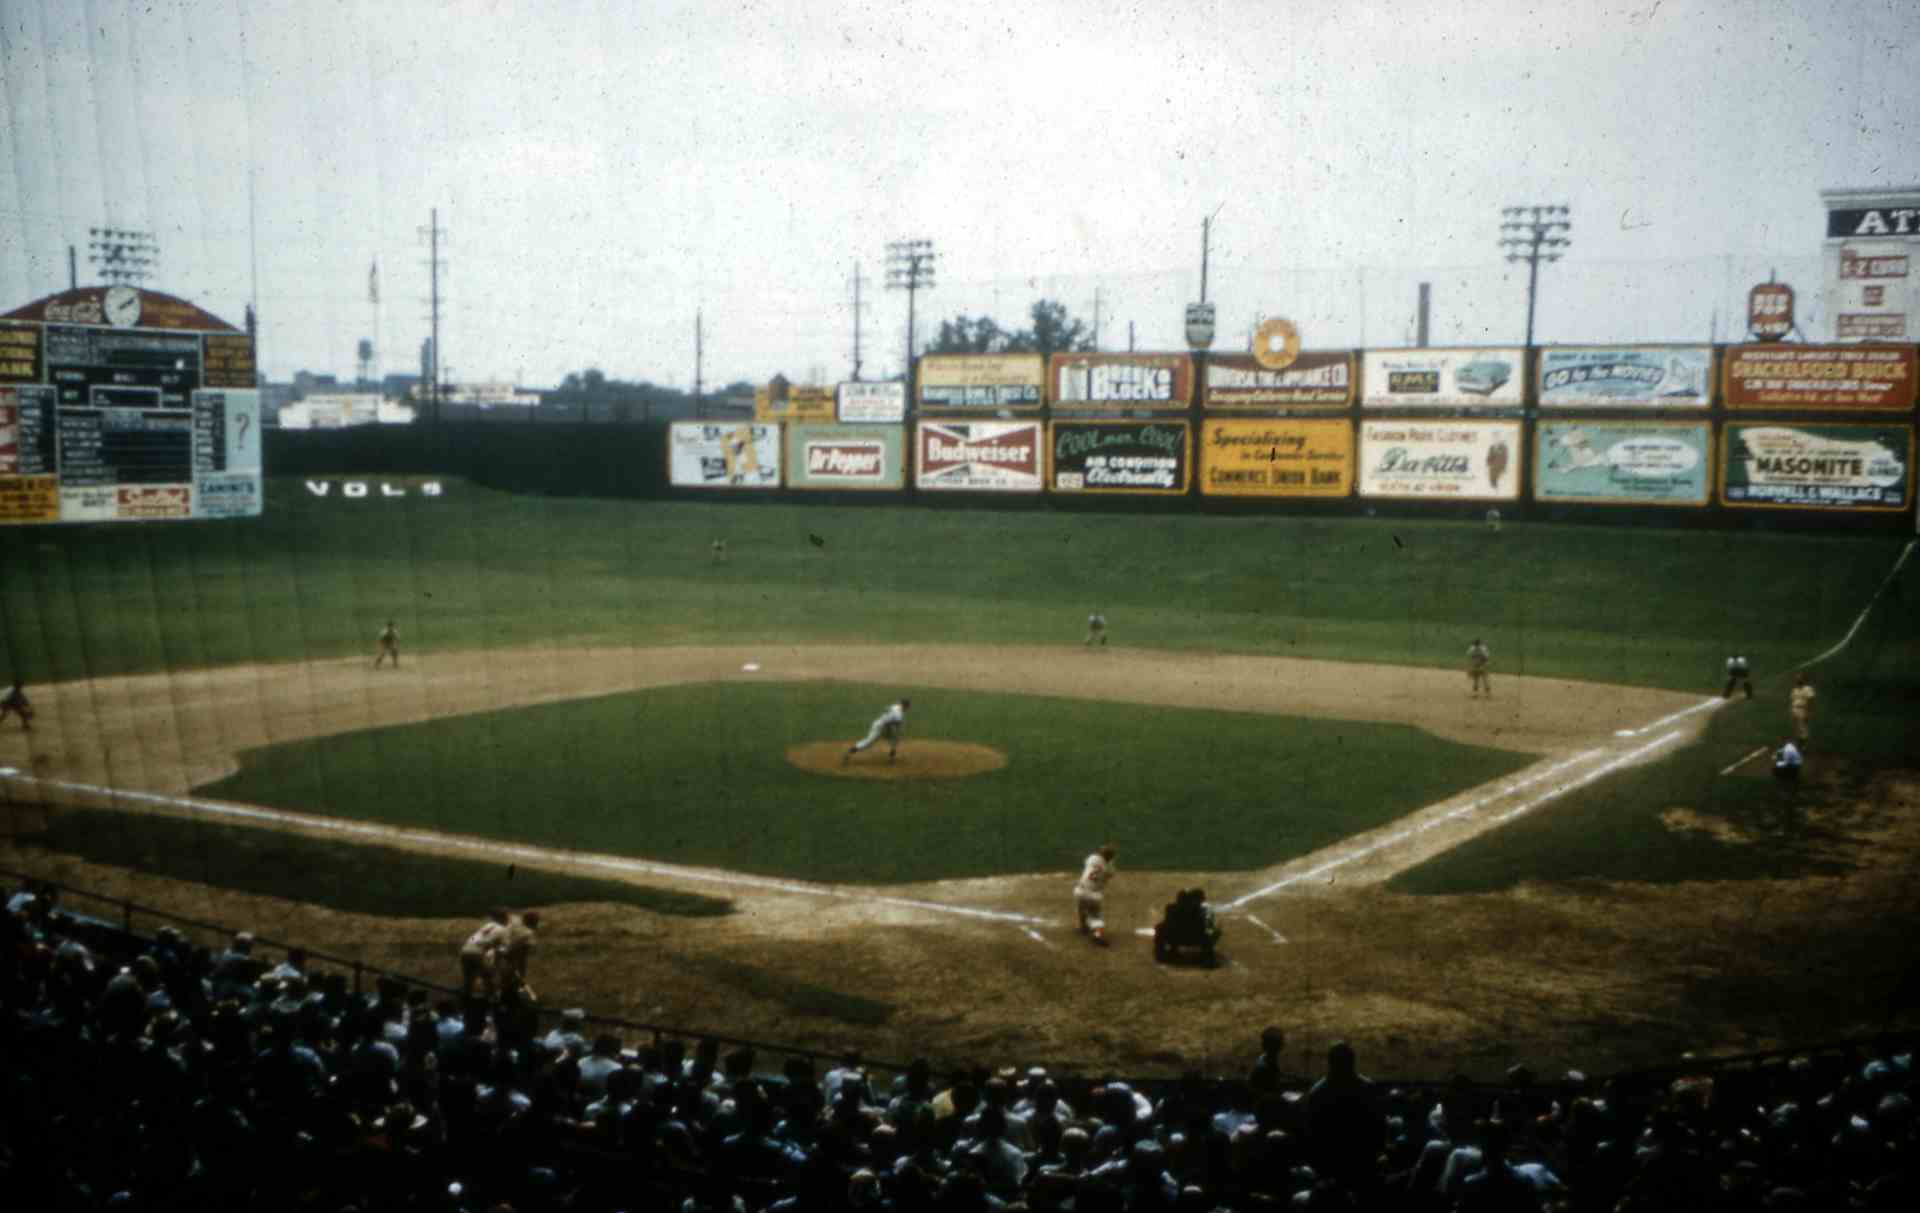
[1391,550,1920,894]
[192,681,1533,884]
[11,808,734,919]
[1,477,1909,692]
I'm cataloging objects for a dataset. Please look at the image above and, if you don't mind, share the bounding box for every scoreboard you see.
[0,287,260,523]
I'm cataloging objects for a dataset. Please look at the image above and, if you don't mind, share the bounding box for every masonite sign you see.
[1360,348,1524,408]
[667,421,782,489]
[1537,346,1713,408]
[754,384,835,424]
[837,381,906,424]
[917,353,1044,410]
[785,423,905,490]
[915,420,1042,492]
[1049,420,1190,495]
[1358,419,1521,501]
[1722,345,1917,411]
[1722,423,1913,511]
[1533,421,1710,506]
[1204,351,1353,409]
[1050,352,1193,410]
[1748,283,1795,340]
[1200,418,1353,498]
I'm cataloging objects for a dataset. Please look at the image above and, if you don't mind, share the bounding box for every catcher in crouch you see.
[845,697,910,763]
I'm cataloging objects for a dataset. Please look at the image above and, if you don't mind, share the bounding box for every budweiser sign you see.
[916,420,1043,492]
[804,440,885,480]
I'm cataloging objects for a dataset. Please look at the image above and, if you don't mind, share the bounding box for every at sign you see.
[1748,283,1794,341]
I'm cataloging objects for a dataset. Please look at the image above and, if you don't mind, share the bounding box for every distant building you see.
[277,393,415,429]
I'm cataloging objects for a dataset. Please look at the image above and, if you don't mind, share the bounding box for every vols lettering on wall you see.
[1358,419,1521,500]
[1537,346,1713,408]
[1202,351,1354,409]
[1050,352,1193,410]
[785,423,905,490]
[667,422,782,488]
[915,420,1042,491]
[1200,419,1353,498]
[1049,421,1190,495]
[1721,423,1912,511]
[1534,421,1710,506]
[1722,345,1917,411]
[917,354,1044,410]
[1360,349,1525,409]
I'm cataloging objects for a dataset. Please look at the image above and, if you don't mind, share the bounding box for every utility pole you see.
[1090,287,1104,350]
[849,262,869,381]
[1128,320,1136,352]
[419,208,447,422]
[885,239,936,377]
[1200,204,1224,302]
[68,245,77,290]
[1498,204,1572,349]
[694,310,705,409]
[88,227,158,285]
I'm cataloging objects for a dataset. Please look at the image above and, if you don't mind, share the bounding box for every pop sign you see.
[1748,282,1794,341]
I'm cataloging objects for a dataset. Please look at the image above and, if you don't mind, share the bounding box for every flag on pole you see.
[369,261,379,304]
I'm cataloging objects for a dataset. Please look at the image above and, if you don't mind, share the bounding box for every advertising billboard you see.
[1048,421,1190,495]
[1049,352,1194,410]
[1360,348,1524,408]
[1358,419,1521,500]
[785,423,905,490]
[667,421,782,488]
[837,381,906,424]
[1536,346,1713,408]
[1722,344,1917,411]
[754,384,835,424]
[916,354,1044,410]
[1199,419,1353,498]
[1533,421,1710,506]
[1202,351,1354,409]
[1721,423,1912,511]
[1829,240,1910,341]
[915,420,1043,492]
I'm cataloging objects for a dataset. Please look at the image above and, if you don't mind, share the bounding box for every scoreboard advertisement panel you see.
[0,287,262,524]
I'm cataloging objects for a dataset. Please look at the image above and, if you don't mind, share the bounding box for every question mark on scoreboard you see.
[236,411,252,449]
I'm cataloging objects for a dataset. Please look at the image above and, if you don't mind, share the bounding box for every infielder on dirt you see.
[1084,611,1108,646]
[845,697,910,763]
[0,681,32,731]
[1466,639,1491,697]
[1790,673,1815,743]
[374,621,400,669]
[1723,655,1753,699]
[1075,844,1117,946]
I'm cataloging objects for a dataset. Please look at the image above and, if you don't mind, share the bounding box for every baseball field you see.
[2,476,1917,1077]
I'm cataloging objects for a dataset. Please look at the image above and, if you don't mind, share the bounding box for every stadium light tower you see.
[1498,204,1571,348]
[885,239,936,374]
[88,227,159,286]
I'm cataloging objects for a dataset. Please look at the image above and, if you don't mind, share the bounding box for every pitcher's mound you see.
[787,740,1008,780]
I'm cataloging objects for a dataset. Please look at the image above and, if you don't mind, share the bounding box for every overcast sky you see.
[2,0,1914,388]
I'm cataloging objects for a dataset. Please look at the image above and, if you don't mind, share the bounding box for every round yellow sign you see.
[1252,317,1301,370]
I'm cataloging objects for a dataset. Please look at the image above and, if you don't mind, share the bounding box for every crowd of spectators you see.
[3,878,1916,1211]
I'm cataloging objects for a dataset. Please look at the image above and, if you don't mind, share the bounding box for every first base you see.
[741,662,761,672]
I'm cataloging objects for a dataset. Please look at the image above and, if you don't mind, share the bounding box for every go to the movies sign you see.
[1203,352,1353,409]
[1200,419,1352,498]
[1722,345,1917,411]
[1533,421,1710,506]
[1049,421,1190,495]
[917,353,1044,410]
[785,423,904,490]
[1050,352,1193,409]
[1537,346,1712,408]
[1359,420,1521,501]
[915,420,1042,492]
[1721,423,1912,511]
[668,421,782,489]
[1360,349,1524,408]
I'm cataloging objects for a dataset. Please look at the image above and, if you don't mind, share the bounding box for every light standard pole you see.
[885,239,936,376]
[1498,205,1571,348]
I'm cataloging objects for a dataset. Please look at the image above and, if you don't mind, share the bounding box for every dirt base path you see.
[15,644,1889,1081]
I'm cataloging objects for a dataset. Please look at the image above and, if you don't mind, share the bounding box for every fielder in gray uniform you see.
[845,698,910,763]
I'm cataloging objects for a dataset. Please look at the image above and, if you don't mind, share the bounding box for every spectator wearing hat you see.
[543,1007,590,1057]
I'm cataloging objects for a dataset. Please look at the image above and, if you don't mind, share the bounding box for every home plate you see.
[0,767,17,776]
[1614,729,1634,737]
[742,662,761,672]
[1134,927,1154,937]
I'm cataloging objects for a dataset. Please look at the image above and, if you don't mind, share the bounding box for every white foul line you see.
[1796,536,1916,672]
[1617,696,1723,737]
[1243,914,1287,944]
[0,771,1050,928]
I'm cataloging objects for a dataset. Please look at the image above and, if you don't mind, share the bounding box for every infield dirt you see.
[4,644,1914,1080]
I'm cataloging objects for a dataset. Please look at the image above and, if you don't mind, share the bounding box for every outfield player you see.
[1075,844,1117,946]
[1790,673,1816,743]
[0,681,31,731]
[1084,611,1108,646]
[1723,655,1753,700]
[1466,639,1492,698]
[374,620,400,669]
[845,697,910,763]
